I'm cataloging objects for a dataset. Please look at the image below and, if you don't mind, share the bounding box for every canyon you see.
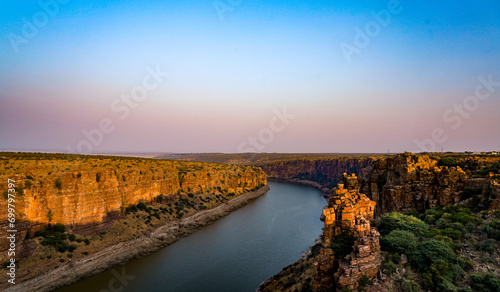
[1,151,499,291]
[260,152,500,291]
[0,153,267,291]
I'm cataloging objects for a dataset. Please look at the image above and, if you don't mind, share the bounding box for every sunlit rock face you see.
[0,158,267,262]
[314,173,381,292]
[362,152,468,215]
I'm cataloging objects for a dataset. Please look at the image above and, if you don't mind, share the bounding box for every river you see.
[55,181,326,292]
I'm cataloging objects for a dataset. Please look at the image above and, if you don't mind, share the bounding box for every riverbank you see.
[5,185,270,292]
[267,177,332,197]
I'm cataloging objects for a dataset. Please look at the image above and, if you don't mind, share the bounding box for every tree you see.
[409,240,457,271]
[380,229,418,254]
[378,212,429,236]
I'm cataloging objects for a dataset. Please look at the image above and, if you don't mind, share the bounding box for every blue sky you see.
[1,0,499,153]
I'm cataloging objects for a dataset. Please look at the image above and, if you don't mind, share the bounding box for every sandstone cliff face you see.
[0,153,267,261]
[258,157,375,188]
[362,152,470,215]
[314,174,382,292]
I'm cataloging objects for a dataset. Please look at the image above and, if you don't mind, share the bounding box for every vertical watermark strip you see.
[6,178,17,285]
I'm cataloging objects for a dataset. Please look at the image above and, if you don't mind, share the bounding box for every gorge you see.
[2,152,500,292]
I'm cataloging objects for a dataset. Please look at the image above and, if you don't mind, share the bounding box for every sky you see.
[0,0,499,154]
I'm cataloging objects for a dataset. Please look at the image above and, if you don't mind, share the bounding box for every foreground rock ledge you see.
[5,185,270,292]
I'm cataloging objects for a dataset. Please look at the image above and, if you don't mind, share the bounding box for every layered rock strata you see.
[314,174,381,291]
[362,152,469,215]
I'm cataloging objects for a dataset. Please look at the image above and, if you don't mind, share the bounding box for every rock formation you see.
[0,153,267,262]
[314,173,382,291]
[258,157,375,189]
[362,152,469,215]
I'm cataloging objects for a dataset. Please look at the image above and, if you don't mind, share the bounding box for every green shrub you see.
[474,163,500,178]
[14,187,24,196]
[55,177,63,190]
[409,240,457,271]
[378,212,429,236]
[391,253,402,264]
[53,223,65,233]
[470,273,500,292]
[380,230,418,254]
[402,280,420,292]
[137,202,147,211]
[25,179,33,188]
[382,260,397,275]
[479,239,497,253]
[358,275,370,288]
[438,157,459,167]
[482,219,500,240]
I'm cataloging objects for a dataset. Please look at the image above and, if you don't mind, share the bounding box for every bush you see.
[378,212,429,236]
[380,230,418,254]
[382,260,397,275]
[470,273,500,292]
[482,219,500,240]
[68,234,76,242]
[137,202,147,211]
[438,157,459,167]
[25,179,33,188]
[479,239,497,253]
[358,275,370,288]
[402,280,420,292]
[409,240,457,271]
[53,223,65,233]
[55,177,63,190]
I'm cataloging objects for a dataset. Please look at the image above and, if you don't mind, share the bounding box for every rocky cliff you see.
[258,157,376,189]
[259,174,381,292]
[0,152,267,263]
[260,152,500,292]
[361,152,500,215]
[314,174,381,291]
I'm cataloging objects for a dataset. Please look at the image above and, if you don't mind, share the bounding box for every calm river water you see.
[55,181,326,292]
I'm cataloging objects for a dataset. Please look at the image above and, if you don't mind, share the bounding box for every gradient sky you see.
[1,0,499,153]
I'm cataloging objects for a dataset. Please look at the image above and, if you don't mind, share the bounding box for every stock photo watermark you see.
[340,0,405,63]
[7,0,70,53]
[415,74,499,152]
[5,179,17,285]
[213,0,243,21]
[237,106,296,153]
[65,65,168,155]
[98,267,135,292]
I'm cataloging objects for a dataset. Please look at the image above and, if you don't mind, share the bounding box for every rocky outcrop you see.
[258,157,375,189]
[362,152,469,215]
[314,174,382,292]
